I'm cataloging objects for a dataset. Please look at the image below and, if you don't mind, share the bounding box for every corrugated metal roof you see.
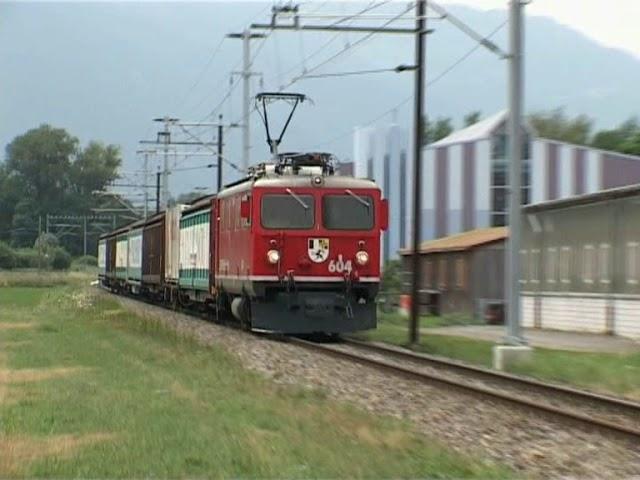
[524,183,640,213]
[400,227,508,254]
[428,110,507,148]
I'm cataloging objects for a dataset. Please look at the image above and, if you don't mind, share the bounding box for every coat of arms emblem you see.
[308,238,329,263]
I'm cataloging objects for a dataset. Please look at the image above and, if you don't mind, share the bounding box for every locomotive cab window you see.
[323,192,374,230]
[261,193,315,229]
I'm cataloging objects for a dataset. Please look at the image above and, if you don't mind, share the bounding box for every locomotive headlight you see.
[267,249,280,264]
[355,250,369,266]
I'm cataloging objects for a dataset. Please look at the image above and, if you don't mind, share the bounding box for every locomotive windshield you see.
[323,193,374,230]
[261,193,315,229]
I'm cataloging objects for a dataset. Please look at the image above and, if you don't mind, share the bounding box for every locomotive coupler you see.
[343,273,354,319]
[285,270,299,311]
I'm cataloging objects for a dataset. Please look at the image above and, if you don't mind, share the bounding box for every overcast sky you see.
[437,0,640,58]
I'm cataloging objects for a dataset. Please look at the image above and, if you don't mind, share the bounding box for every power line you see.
[265,0,397,88]
[296,64,413,80]
[311,18,508,150]
[179,2,273,121]
[277,2,415,91]
[172,37,227,114]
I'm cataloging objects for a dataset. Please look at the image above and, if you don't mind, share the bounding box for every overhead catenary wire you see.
[178,125,243,172]
[295,65,413,80]
[279,2,415,91]
[311,18,508,150]
[176,2,273,123]
[267,0,394,87]
[172,37,227,115]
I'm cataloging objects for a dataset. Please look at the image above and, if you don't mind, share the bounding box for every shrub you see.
[73,255,98,267]
[381,259,403,293]
[50,247,72,271]
[14,248,43,269]
[0,242,16,270]
[34,233,59,253]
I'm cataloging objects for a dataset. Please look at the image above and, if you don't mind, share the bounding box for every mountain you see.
[2,2,640,194]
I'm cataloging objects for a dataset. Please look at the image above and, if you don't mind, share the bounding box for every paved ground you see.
[426,326,640,354]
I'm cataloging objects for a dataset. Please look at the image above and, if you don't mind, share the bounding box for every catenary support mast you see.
[506,0,525,344]
[409,0,427,345]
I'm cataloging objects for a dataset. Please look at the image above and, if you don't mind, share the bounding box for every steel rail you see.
[289,337,640,442]
[344,338,640,415]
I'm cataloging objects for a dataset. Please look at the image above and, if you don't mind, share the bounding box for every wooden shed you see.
[399,227,507,319]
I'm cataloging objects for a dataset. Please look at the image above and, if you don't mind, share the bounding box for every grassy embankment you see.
[359,312,640,400]
[0,274,509,478]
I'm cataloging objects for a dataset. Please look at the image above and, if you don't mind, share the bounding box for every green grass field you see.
[359,313,640,399]
[0,282,509,478]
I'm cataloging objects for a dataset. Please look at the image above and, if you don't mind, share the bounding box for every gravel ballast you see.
[113,293,640,478]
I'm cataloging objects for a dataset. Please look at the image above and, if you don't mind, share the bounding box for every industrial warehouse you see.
[521,184,640,340]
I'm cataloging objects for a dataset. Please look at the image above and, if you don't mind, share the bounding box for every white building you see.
[353,124,410,264]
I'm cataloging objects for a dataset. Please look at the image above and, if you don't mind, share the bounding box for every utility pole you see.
[153,117,177,209]
[143,152,149,218]
[506,0,525,345]
[227,30,266,171]
[409,0,426,345]
[156,169,161,214]
[136,149,155,219]
[83,215,87,256]
[218,114,224,192]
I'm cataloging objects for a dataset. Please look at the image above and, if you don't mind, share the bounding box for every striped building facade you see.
[353,124,410,263]
[354,111,640,260]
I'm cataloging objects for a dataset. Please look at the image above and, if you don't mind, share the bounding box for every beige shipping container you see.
[165,204,187,283]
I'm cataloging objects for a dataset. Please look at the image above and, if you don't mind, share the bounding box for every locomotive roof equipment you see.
[255,92,307,162]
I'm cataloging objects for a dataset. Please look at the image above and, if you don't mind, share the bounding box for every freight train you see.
[98,152,388,334]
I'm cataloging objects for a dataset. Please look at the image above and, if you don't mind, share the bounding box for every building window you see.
[582,245,595,284]
[530,249,540,283]
[546,247,558,283]
[438,258,447,289]
[455,257,467,289]
[491,213,507,227]
[519,249,528,284]
[627,242,639,285]
[490,142,531,226]
[425,260,433,288]
[492,133,507,159]
[560,246,571,284]
[599,243,611,284]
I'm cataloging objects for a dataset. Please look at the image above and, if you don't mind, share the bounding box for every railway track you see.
[289,337,640,442]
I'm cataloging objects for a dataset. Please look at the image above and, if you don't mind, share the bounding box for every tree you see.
[11,199,39,247]
[591,117,640,155]
[5,124,78,213]
[528,108,592,145]
[68,141,121,212]
[464,111,482,127]
[0,166,25,242]
[175,191,206,204]
[423,117,453,145]
[2,124,123,251]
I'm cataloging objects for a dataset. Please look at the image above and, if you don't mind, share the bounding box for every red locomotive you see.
[213,152,388,332]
